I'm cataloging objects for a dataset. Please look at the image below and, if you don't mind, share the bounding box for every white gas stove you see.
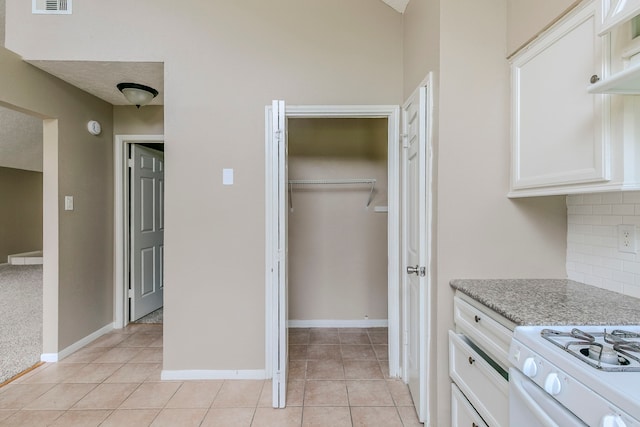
[509,325,640,427]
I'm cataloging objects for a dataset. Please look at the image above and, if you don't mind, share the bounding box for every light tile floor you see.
[0,325,422,426]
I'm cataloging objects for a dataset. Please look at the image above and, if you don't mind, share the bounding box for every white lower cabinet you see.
[452,383,489,427]
[450,295,512,427]
[449,331,509,427]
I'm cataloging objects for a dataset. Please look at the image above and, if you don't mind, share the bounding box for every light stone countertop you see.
[450,279,640,326]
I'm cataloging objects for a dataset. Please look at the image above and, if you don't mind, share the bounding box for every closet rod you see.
[287,179,377,209]
[288,179,376,185]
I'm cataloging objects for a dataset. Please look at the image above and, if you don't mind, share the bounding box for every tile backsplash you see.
[566,191,640,298]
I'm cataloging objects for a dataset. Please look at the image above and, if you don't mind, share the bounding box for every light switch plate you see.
[223,168,234,185]
[64,196,74,211]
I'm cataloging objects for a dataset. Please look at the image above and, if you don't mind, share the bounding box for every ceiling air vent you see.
[32,0,72,14]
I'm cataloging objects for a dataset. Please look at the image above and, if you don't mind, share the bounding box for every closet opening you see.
[287,117,390,377]
[266,103,401,409]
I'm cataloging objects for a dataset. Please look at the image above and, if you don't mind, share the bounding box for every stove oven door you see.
[509,368,587,427]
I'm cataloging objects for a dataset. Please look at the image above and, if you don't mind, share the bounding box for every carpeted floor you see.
[134,306,163,324]
[0,264,42,384]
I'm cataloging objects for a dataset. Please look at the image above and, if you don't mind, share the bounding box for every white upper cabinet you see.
[510,0,640,197]
[510,1,612,197]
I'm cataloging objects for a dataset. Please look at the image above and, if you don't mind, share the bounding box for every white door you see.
[402,77,432,423]
[272,100,289,408]
[130,144,164,321]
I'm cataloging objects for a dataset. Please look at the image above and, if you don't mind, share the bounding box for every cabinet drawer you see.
[454,297,512,368]
[452,382,488,427]
[449,331,508,427]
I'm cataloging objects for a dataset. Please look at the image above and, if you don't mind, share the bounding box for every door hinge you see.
[128,158,134,168]
[128,288,134,298]
[400,133,409,149]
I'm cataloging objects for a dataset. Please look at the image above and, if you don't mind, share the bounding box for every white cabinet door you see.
[510,1,609,196]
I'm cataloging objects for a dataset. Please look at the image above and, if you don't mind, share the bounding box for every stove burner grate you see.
[541,328,640,372]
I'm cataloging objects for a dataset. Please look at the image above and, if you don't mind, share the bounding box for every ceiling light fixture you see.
[116,82,158,108]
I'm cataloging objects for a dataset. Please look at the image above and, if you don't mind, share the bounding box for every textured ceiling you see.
[0,106,43,172]
[27,60,164,106]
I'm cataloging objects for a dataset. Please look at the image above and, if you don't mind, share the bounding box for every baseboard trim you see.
[161,369,268,381]
[41,322,114,362]
[288,319,388,328]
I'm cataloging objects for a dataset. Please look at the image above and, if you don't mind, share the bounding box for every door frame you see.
[114,134,164,329]
[264,105,401,379]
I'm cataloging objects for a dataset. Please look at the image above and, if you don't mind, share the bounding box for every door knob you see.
[406,265,426,277]
[406,265,419,275]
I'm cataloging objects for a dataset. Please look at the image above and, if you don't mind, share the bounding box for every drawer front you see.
[452,383,489,427]
[454,297,512,368]
[449,330,508,427]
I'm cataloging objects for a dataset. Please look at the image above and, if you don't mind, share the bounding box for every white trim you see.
[40,353,58,363]
[114,135,164,329]
[41,323,114,362]
[8,251,43,265]
[265,104,401,382]
[161,369,267,381]
[264,108,274,379]
[288,319,389,328]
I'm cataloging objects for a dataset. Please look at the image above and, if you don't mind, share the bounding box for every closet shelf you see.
[287,179,377,208]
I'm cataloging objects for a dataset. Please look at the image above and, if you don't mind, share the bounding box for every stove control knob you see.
[522,357,538,378]
[544,373,561,395]
[600,414,627,427]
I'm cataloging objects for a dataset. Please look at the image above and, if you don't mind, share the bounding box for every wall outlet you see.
[618,224,637,254]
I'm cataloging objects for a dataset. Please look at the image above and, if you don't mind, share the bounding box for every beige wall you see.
[0,47,113,352]
[0,167,42,262]
[6,0,404,370]
[403,0,440,98]
[403,0,568,424]
[507,0,579,56]
[288,118,388,321]
[113,106,164,135]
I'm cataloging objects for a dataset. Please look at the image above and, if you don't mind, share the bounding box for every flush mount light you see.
[116,82,158,108]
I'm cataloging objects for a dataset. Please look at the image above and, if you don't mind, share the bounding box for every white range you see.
[510,325,640,427]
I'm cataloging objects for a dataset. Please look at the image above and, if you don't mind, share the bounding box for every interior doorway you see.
[265,104,401,408]
[114,135,165,328]
[0,104,45,382]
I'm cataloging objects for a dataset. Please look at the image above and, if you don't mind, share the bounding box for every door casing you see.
[114,134,165,329]
[264,105,401,380]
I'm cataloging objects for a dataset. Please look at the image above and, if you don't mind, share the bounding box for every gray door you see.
[130,144,164,320]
